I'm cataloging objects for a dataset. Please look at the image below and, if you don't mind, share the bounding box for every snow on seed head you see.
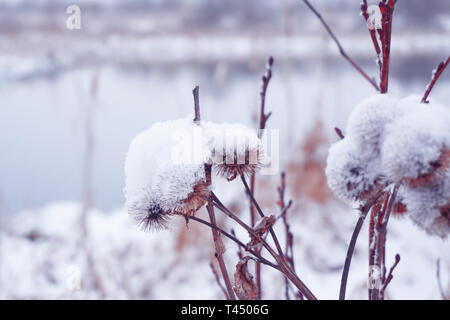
[204,122,263,181]
[124,117,210,230]
[156,164,210,215]
[401,184,449,238]
[382,99,450,185]
[325,138,382,202]
[345,94,398,155]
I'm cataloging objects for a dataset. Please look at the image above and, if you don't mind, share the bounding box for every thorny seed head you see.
[128,192,170,231]
[214,147,263,181]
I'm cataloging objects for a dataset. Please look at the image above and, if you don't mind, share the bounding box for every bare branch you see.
[206,201,236,300]
[302,0,380,91]
[209,261,229,299]
[422,56,450,104]
[380,253,400,299]
[339,188,386,300]
[361,0,381,71]
[378,0,397,93]
[334,127,345,140]
[210,192,317,300]
[250,56,274,299]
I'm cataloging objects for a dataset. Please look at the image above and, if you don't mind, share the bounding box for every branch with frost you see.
[379,253,400,300]
[339,188,386,300]
[360,0,397,93]
[421,56,450,104]
[302,0,380,91]
[192,88,235,300]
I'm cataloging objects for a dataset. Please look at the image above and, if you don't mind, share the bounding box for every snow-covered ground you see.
[1,199,448,299]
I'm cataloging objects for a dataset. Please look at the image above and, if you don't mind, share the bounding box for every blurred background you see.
[0,0,449,299]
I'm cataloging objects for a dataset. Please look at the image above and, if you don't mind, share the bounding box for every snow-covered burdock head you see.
[124,117,211,231]
[326,93,450,237]
[382,97,450,187]
[345,94,398,155]
[204,122,263,181]
[124,116,264,231]
[400,182,450,238]
[326,138,382,202]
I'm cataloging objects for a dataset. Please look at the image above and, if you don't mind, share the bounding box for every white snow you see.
[325,138,381,202]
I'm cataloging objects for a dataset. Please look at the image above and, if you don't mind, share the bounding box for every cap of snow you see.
[401,184,449,238]
[124,117,210,229]
[326,139,382,202]
[382,97,450,183]
[124,116,263,230]
[345,94,398,155]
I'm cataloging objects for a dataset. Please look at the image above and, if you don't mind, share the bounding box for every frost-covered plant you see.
[204,121,263,181]
[326,94,450,238]
[124,116,264,231]
[124,59,319,301]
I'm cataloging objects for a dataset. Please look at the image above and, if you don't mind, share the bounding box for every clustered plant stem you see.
[188,83,316,300]
[305,0,405,300]
[421,56,450,103]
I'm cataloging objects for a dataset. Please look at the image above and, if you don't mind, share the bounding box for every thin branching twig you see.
[380,253,400,300]
[302,0,380,91]
[422,56,450,104]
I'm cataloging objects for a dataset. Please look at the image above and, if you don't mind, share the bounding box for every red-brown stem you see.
[378,1,396,93]
[379,253,400,300]
[368,184,399,300]
[240,172,285,258]
[210,192,317,300]
[277,172,297,300]
[377,184,399,299]
[421,56,450,103]
[302,0,380,91]
[182,213,278,269]
[339,189,385,300]
[368,195,384,300]
[361,0,382,72]
[250,56,274,299]
[206,202,236,300]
